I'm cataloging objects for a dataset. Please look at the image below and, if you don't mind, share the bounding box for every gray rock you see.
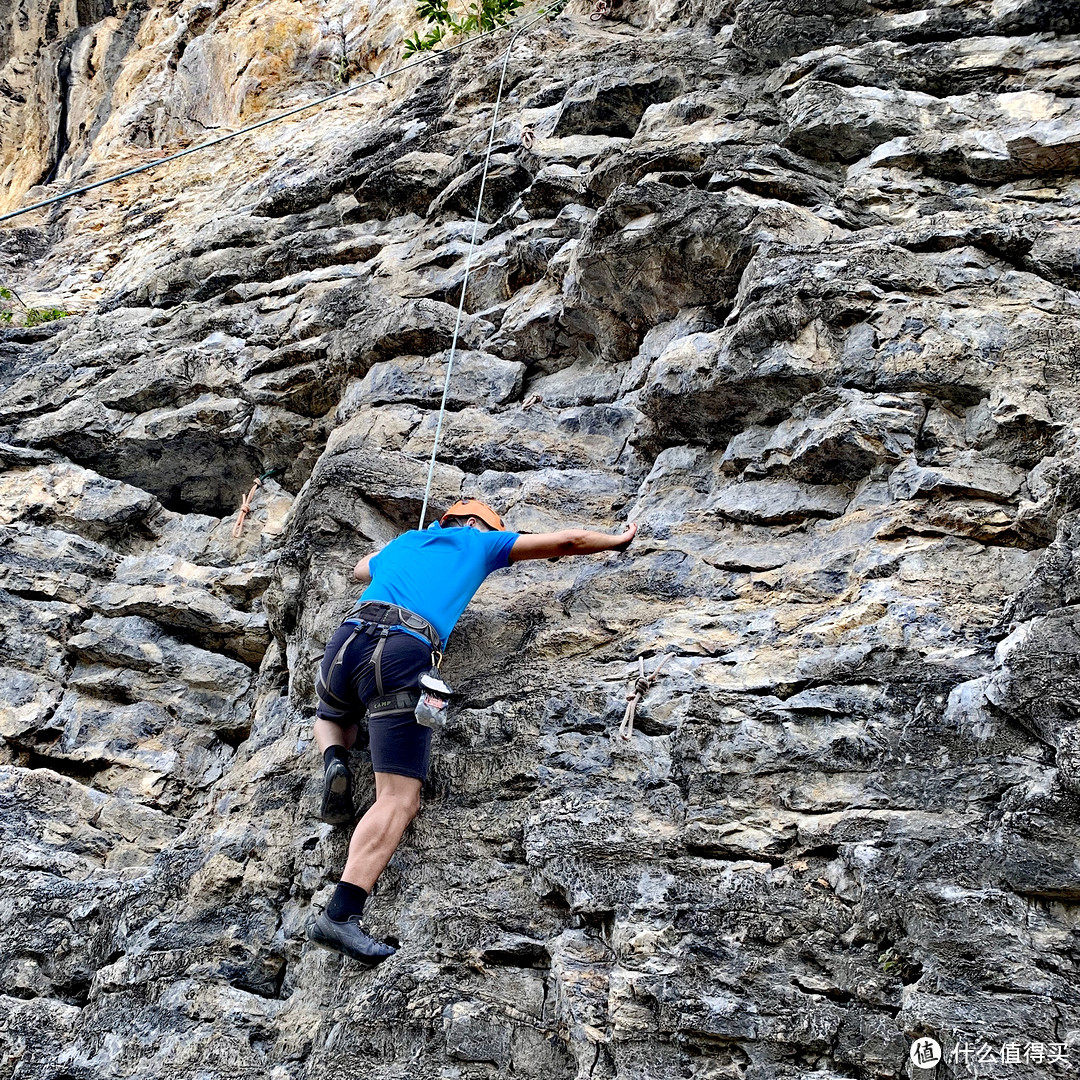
[721,389,926,483]
[568,182,760,349]
[553,70,685,139]
[0,462,161,543]
[521,164,591,217]
[359,349,525,409]
[352,150,455,219]
[709,479,850,524]
[427,153,534,223]
[781,81,941,163]
[888,452,1026,503]
[3,1,1080,1076]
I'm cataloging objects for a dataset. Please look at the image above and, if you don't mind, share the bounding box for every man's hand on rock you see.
[611,523,638,552]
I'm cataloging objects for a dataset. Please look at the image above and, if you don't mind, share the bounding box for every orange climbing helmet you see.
[440,499,505,531]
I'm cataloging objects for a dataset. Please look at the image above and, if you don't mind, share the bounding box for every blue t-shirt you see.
[358,522,520,647]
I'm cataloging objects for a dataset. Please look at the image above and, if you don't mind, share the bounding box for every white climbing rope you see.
[417,11,546,529]
[0,9,549,227]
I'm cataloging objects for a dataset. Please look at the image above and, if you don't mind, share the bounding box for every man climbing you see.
[305,499,637,962]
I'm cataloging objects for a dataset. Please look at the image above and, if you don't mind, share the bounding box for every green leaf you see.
[417,0,452,24]
[24,307,67,327]
[411,0,521,51]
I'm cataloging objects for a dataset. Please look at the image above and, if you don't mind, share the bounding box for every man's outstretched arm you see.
[508,523,637,562]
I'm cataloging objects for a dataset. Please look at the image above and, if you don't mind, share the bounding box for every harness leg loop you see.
[371,630,389,696]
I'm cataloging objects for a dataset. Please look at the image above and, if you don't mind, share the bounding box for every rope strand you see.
[417,11,543,529]
[618,653,672,740]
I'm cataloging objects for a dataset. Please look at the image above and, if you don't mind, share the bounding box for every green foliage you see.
[878,948,901,974]
[0,284,69,327]
[403,0,524,56]
[24,307,68,326]
[326,16,350,84]
[0,286,16,326]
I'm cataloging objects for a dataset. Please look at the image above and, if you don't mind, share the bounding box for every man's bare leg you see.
[341,772,421,892]
[314,717,357,753]
[306,772,419,962]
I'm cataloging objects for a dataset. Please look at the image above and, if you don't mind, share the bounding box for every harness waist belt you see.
[344,600,441,650]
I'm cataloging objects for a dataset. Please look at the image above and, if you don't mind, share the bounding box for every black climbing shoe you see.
[320,758,353,824]
[306,912,396,963]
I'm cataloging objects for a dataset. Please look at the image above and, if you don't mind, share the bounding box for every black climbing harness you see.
[314,601,452,725]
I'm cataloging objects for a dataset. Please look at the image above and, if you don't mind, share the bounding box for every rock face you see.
[2,0,1080,1077]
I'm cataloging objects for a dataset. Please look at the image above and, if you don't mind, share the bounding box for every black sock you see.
[323,745,349,770]
[327,881,368,922]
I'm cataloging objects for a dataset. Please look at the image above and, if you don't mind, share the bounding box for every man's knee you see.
[315,716,357,749]
[377,778,421,823]
[395,787,421,823]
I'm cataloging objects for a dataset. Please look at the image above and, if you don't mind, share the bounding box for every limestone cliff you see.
[2,0,1080,1077]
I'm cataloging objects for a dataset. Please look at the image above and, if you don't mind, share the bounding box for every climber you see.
[305,499,637,963]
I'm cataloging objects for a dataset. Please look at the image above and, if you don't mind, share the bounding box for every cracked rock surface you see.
[2,0,1080,1077]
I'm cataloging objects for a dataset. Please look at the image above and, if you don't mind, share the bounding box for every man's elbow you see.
[529,530,592,559]
[562,530,590,555]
